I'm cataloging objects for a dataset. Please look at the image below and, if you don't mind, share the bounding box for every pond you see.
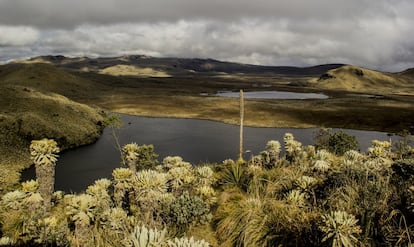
[21,115,396,193]
[215,90,329,99]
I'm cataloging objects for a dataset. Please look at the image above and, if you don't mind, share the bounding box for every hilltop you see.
[0,62,108,99]
[399,68,414,79]
[313,65,414,95]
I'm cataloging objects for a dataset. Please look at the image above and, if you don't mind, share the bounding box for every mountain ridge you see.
[23,55,345,76]
[5,54,414,95]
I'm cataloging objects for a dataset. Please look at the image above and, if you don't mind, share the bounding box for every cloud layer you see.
[1,0,413,71]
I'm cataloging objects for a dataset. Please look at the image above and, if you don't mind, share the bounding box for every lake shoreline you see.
[77,87,414,134]
[21,114,400,193]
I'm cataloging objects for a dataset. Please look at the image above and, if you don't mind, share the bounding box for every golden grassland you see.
[67,62,414,133]
[83,89,414,132]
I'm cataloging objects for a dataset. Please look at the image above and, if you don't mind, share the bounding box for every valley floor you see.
[76,84,414,134]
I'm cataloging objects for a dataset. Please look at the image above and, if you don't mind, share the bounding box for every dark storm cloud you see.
[0,0,401,28]
[0,0,414,71]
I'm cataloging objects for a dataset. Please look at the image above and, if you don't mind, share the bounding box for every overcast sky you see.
[1,0,413,71]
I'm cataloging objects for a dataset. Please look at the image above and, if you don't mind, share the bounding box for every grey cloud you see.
[13,16,409,71]
[0,25,39,46]
[0,0,414,71]
[0,0,405,28]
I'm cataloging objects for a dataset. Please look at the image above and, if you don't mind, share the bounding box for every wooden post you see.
[239,89,244,161]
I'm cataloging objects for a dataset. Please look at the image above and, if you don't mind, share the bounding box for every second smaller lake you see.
[215,90,329,99]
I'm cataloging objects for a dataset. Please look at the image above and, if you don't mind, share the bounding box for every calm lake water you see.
[21,115,396,193]
[215,90,329,99]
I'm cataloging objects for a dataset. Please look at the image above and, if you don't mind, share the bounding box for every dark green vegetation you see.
[1,135,414,246]
[314,129,359,155]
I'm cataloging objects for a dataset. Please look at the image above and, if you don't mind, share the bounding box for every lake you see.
[21,115,396,193]
[215,90,329,99]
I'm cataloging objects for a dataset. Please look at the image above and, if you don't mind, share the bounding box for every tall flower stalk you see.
[30,139,60,214]
[239,89,245,162]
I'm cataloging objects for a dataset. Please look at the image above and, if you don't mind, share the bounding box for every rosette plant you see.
[30,138,60,214]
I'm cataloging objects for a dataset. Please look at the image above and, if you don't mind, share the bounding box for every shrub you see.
[328,131,359,156]
[314,128,332,150]
[135,144,159,170]
[162,192,211,235]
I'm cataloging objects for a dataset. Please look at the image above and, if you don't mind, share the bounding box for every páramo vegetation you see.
[1,131,414,247]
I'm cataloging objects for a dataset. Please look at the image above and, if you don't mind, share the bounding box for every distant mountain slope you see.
[0,62,104,98]
[29,55,344,76]
[399,68,414,80]
[313,65,413,94]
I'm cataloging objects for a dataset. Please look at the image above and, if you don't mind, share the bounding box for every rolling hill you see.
[313,65,414,94]
[0,84,104,192]
[7,55,414,96]
[0,62,106,98]
[399,68,414,80]
[27,55,344,76]
[0,62,106,193]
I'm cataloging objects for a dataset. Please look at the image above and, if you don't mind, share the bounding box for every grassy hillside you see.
[399,68,414,81]
[0,62,107,99]
[313,65,414,94]
[0,83,104,193]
